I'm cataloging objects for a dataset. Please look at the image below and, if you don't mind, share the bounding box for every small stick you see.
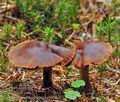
[66,30,76,42]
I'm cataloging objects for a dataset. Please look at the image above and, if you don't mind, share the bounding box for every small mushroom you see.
[72,41,113,92]
[8,40,63,88]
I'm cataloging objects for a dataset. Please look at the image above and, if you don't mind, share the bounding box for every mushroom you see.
[8,39,75,89]
[72,41,113,92]
[8,40,63,88]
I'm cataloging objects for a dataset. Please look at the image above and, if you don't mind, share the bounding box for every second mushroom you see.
[72,41,113,92]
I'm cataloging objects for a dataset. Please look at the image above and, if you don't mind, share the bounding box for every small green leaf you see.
[65,90,76,100]
[72,23,80,30]
[64,90,81,100]
[2,93,9,102]
[64,88,73,93]
[71,80,85,88]
[74,91,81,97]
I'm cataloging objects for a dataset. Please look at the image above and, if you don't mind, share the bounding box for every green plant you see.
[0,24,12,42]
[1,24,13,41]
[112,33,120,56]
[55,0,80,27]
[71,80,85,88]
[65,65,74,77]
[112,0,120,15]
[72,23,80,30]
[3,23,12,37]
[96,17,119,42]
[16,0,35,15]
[15,0,80,38]
[2,93,9,102]
[112,33,120,44]
[64,89,81,101]
[31,0,54,30]
[15,0,55,37]
[64,80,85,101]
[0,48,8,72]
[96,17,120,56]
[15,21,25,40]
[43,26,54,43]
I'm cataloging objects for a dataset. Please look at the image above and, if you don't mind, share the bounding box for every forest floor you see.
[0,0,120,102]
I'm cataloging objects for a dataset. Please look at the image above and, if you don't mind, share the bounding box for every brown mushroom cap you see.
[72,41,113,68]
[49,44,75,66]
[83,41,113,65]
[8,40,63,68]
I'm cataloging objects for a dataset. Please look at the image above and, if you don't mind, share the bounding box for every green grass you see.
[0,46,8,72]
[43,26,54,43]
[96,17,119,42]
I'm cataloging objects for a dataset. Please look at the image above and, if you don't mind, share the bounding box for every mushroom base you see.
[81,65,92,93]
[43,67,52,88]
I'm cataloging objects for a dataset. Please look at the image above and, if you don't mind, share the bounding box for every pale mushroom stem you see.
[81,65,92,93]
[43,67,52,88]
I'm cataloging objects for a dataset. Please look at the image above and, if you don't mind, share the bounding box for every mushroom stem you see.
[43,67,52,88]
[81,65,92,93]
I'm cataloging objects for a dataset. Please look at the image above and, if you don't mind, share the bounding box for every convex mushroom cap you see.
[8,40,63,68]
[72,41,113,68]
